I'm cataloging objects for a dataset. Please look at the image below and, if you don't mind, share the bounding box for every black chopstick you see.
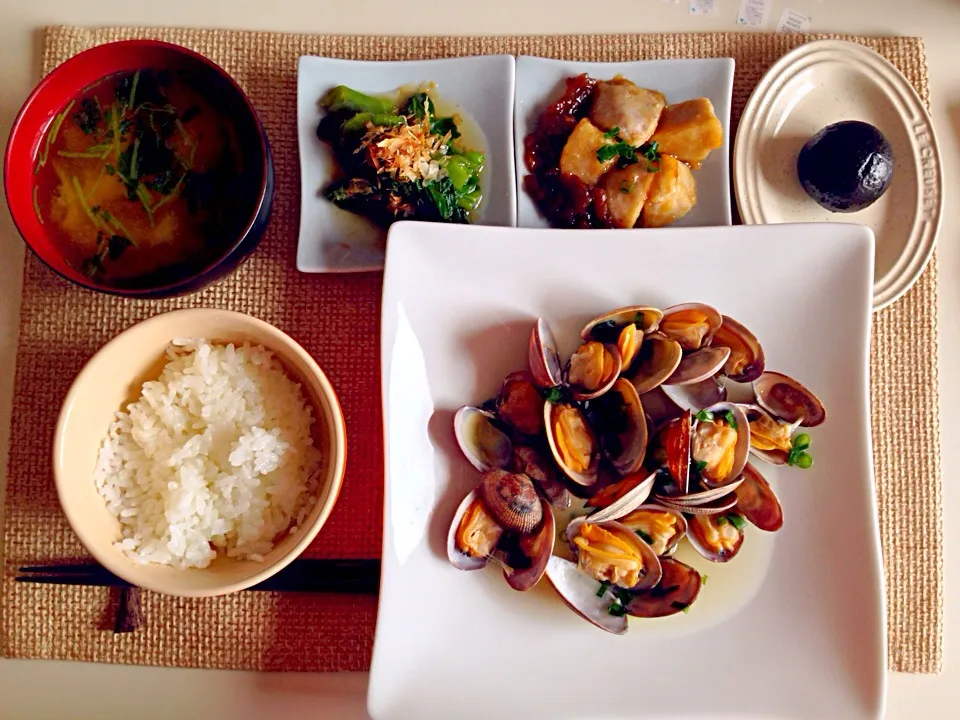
[16,558,382,595]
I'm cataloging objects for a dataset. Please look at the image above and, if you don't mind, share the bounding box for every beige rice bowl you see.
[93,338,321,569]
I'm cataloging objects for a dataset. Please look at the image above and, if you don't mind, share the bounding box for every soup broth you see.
[33,68,249,283]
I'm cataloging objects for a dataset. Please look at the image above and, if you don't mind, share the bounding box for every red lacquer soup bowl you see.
[4,40,274,298]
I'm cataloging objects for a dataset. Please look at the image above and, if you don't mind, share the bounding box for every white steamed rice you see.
[93,338,322,569]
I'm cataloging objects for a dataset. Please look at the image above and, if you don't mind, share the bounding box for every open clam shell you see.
[512,444,572,511]
[614,504,687,556]
[661,376,727,412]
[503,498,556,591]
[592,378,648,476]
[566,342,622,401]
[581,306,664,371]
[753,371,826,427]
[454,406,513,472]
[653,476,744,508]
[711,315,765,383]
[497,371,545,436]
[478,469,544,535]
[686,512,745,562]
[691,402,750,488]
[663,346,731,386]
[637,386,684,429]
[447,488,499,571]
[734,463,784,532]
[739,403,804,466]
[626,333,682,394]
[657,410,692,495]
[584,471,657,523]
[656,493,739,516]
[544,556,628,635]
[659,303,722,351]
[566,517,663,591]
[544,401,600,486]
[626,558,702,617]
[528,317,563,389]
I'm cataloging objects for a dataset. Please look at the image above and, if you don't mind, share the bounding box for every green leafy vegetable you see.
[405,92,429,119]
[107,235,132,261]
[320,85,396,115]
[431,116,461,140]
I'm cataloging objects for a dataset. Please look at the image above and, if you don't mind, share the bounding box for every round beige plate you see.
[734,40,943,311]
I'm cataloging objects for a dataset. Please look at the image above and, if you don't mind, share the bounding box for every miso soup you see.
[33,68,256,283]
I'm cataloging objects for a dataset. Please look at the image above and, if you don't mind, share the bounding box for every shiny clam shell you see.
[659,303,722,351]
[512,444,572,511]
[686,512,745,562]
[581,306,664,371]
[454,406,513,472]
[626,558,702,617]
[711,315,765,383]
[566,342,622,401]
[663,346,731,386]
[734,463,783,532]
[738,403,803,466]
[753,371,826,427]
[584,470,657,524]
[626,333,682,394]
[503,498,556,591]
[691,402,750,488]
[614,503,687,556]
[544,556,628,635]
[478,469,544,535]
[596,378,648,476]
[661,376,727,412]
[566,516,663,591]
[528,317,563,389]
[544,402,600,486]
[654,492,740,516]
[447,489,497,571]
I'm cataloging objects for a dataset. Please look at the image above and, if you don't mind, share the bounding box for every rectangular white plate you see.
[514,56,735,229]
[296,55,517,273]
[371,221,885,720]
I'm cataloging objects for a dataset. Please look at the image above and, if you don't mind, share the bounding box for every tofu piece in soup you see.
[601,165,658,228]
[589,78,667,147]
[641,155,697,228]
[559,118,617,186]
[649,98,724,166]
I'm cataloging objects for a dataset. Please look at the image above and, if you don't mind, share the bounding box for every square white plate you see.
[296,55,517,272]
[371,221,885,720]
[514,56,736,229]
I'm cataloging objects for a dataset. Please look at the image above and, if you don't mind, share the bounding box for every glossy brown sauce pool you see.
[523,73,614,229]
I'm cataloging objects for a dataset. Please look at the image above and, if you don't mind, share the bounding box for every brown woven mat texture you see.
[0,27,941,674]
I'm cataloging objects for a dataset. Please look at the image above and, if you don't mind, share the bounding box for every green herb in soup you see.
[316,85,484,227]
[33,69,245,281]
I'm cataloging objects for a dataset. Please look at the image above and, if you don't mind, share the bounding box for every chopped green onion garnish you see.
[634,312,645,327]
[701,574,708,585]
[603,126,621,139]
[716,516,728,526]
[636,530,653,545]
[596,581,610,598]
[728,514,747,530]
[695,459,708,474]
[608,602,627,617]
[723,410,737,429]
[545,387,564,404]
[694,410,715,422]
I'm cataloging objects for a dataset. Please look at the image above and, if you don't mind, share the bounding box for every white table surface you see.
[0,1,956,718]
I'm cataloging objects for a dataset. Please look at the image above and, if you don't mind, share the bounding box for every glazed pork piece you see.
[589,78,666,146]
[641,155,697,228]
[559,118,618,185]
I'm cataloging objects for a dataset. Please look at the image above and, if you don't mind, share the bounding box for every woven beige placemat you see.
[0,27,941,674]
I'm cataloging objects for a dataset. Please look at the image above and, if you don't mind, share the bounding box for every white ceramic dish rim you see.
[370,221,886,720]
[733,39,943,311]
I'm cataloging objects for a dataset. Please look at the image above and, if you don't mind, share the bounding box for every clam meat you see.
[568,518,662,590]
[497,371,545,436]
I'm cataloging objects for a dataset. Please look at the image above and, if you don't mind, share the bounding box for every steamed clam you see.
[567,517,662,590]
[448,305,827,634]
[581,306,663,371]
[566,341,621,400]
[659,303,722,351]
